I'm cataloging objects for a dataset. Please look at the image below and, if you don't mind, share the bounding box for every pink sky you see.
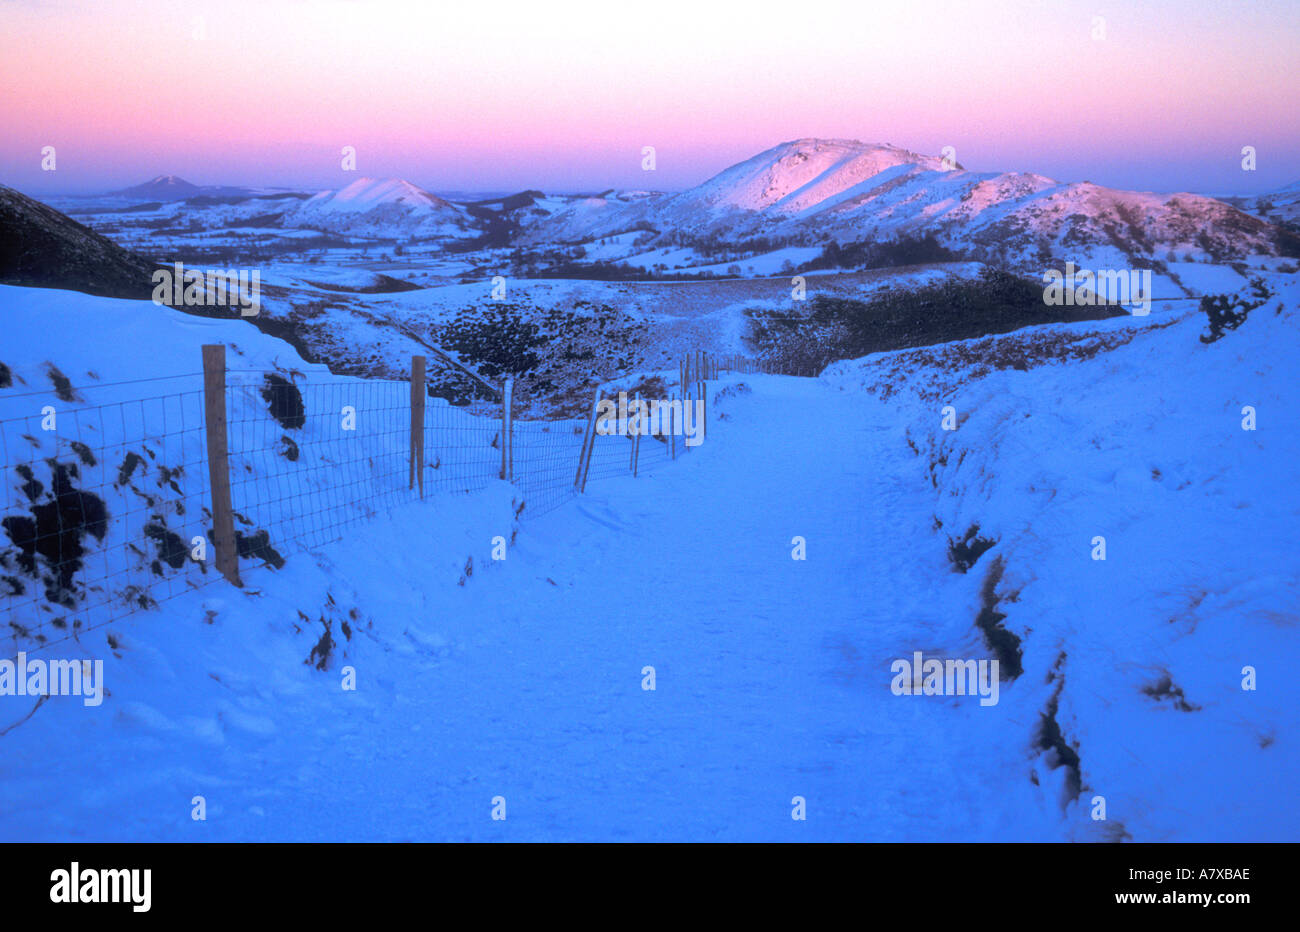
[2,0,1297,196]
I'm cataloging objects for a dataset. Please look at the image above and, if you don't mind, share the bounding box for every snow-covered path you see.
[212,375,990,841]
[6,284,1296,843]
[2,375,1063,841]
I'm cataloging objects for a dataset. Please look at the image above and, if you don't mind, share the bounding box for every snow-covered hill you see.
[288,177,477,239]
[1225,181,1300,227]
[519,139,1294,270]
[673,138,950,215]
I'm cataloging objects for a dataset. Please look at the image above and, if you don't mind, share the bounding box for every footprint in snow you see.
[576,502,629,531]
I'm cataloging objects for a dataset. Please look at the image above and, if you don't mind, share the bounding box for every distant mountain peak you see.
[289,177,473,237]
[681,137,950,214]
[114,175,202,200]
[306,177,453,211]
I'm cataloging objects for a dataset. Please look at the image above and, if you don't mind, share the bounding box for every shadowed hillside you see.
[0,184,158,299]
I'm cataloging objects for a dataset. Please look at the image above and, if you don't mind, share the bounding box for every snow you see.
[516,139,1285,274]
[822,275,1300,840]
[680,138,946,213]
[2,108,1294,833]
[672,246,825,277]
[1,211,1297,839]
[49,138,1292,287]
[0,286,327,403]
[1162,261,1253,296]
[1,350,1063,840]
[288,177,474,239]
[301,178,450,213]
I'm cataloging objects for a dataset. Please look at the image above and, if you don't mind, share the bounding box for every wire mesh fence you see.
[227,378,407,559]
[511,417,587,517]
[1,349,777,657]
[0,389,218,653]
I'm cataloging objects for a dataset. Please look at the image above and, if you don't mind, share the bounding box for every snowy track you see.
[5,301,1296,842]
[0,375,1061,841]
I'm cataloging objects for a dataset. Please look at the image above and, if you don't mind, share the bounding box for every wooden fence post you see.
[682,378,692,451]
[575,386,602,493]
[698,379,706,445]
[201,344,241,587]
[409,355,426,497]
[669,394,677,460]
[500,378,514,482]
[629,394,642,477]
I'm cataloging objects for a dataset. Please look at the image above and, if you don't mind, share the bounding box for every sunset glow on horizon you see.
[2,0,1297,197]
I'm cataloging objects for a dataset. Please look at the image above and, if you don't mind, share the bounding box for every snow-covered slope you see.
[289,177,476,239]
[1227,181,1300,227]
[502,189,666,246]
[823,274,1300,840]
[673,138,949,215]
[519,139,1291,270]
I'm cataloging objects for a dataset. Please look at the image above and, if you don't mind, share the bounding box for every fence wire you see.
[0,390,217,652]
[1,354,771,657]
[511,417,586,517]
